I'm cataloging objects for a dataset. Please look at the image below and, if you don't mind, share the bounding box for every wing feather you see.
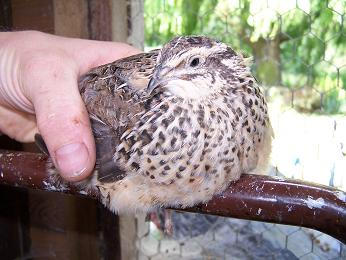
[78,51,159,182]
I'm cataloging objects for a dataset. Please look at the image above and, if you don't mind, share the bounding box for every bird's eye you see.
[189,57,200,67]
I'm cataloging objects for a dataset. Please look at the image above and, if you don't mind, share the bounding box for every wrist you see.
[0,32,34,113]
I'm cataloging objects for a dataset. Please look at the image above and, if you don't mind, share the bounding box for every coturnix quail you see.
[36,36,273,213]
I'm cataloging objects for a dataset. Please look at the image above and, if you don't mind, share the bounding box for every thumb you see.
[26,56,96,181]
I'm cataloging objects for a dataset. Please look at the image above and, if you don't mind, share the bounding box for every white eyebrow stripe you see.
[167,44,227,67]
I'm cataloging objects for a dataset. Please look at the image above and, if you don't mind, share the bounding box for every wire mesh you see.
[137,212,346,259]
[130,0,346,259]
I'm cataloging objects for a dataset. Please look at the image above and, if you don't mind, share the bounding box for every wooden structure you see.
[0,0,143,259]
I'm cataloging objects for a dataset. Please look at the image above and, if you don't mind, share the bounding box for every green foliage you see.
[181,0,202,34]
[323,89,346,114]
[257,61,280,86]
[144,0,346,114]
[144,0,219,46]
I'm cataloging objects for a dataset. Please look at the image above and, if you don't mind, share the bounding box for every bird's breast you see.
[113,97,247,190]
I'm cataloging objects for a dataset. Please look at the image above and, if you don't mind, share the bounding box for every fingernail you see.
[55,142,89,177]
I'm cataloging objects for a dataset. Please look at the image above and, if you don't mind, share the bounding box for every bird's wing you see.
[77,50,159,182]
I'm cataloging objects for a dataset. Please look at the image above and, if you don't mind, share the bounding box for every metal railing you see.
[0,150,344,245]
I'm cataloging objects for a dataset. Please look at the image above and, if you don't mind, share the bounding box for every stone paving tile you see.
[160,239,181,256]
[140,235,159,257]
[181,240,203,257]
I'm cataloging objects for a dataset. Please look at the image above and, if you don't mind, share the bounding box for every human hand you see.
[0,31,140,181]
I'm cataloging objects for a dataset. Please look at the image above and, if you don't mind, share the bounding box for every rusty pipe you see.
[0,150,345,243]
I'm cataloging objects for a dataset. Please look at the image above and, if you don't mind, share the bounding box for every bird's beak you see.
[147,66,173,95]
[147,76,160,95]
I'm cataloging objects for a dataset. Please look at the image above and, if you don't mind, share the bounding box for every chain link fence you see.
[129,0,346,259]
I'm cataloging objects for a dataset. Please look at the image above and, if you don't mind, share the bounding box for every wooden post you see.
[53,0,89,38]
[111,0,128,43]
[128,0,145,50]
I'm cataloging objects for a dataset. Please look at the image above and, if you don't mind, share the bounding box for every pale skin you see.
[0,31,140,181]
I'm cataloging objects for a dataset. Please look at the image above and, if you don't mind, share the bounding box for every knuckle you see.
[21,51,75,82]
[22,52,59,76]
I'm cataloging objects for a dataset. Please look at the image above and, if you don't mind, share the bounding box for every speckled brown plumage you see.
[41,36,273,213]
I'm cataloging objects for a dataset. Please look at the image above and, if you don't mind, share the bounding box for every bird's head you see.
[147,36,250,100]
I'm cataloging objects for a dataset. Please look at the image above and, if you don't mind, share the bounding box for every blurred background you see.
[139,1,346,259]
[142,0,346,190]
[0,0,345,259]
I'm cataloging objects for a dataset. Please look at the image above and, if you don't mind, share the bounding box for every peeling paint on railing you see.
[0,149,345,243]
